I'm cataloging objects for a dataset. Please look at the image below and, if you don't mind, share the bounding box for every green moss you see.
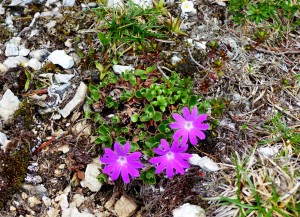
[0,26,13,44]
[0,147,31,209]
[12,100,36,130]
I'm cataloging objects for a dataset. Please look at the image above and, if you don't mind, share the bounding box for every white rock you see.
[62,207,94,217]
[47,207,60,217]
[70,194,85,207]
[45,0,58,7]
[30,49,50,62]
[72,120,91,136]
[22,184,48,197]
[45,20,56,30]
[64,39,72,48]
[195,41,207,50]
[59,82,87,118]
[114,196,138,217]
[30,29,39,37]
[42,196,52,207]
[171,55,182,65]
[0,4,5,15]
[48,50,74,69]
[0,63,8,73]
[107,0,123,8]
[87,2,97,7]
[132,0,152,8]
[80,158,102,192]
[5,16,13,25]
[28,196,42,207]
[3,56,28,69]
[57,144,70,153]
[0,132,8,146]
[0,89,20,122]
[55,186,71,210]
[189,154,219,172]
[27,58,42,70]
[173,203,205,217]
[112,65,134,75]
[62,0,75,6]
[215,0,226,6]
[54,74,75,84]
[5,44,19,57]
[40,11,53,17]
[258,147,278,157]
[7,37,22,46]
[219,118,235,130]
[19,48,30,57]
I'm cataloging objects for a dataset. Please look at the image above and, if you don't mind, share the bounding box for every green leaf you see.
[24,70,31,92]
[116,137,127,144]
[98,32,110,46]
[144,105,155,116]
[131,113,139,122]
[146,65,156,73]
[130,142,139,152]
[135,90,143,98]
[145,93,153,101]
[188,95,198,108]
[129,75,137,86]
[140,113,151,122]
[153,112,162,122]
[134,69,146,76]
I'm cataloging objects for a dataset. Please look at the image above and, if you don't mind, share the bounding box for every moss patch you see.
[0,131,34,210]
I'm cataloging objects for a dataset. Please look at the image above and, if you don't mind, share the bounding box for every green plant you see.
[140,167,156,184]
[86,66,210,171]
[93,1,166,56]
[261,113,300,153]
[208,149,300,217]
[164,14,187,36]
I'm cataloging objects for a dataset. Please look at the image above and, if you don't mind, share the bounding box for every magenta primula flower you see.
[170,106,209,145]
[149,139,192,178]
[100,141,143,183]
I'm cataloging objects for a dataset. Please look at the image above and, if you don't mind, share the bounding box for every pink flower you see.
[149,139,192,178]
[100,141,143,183]
[170,106,209,145]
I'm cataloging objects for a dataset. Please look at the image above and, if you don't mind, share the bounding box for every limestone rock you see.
[80,158,102,192]
[173,203,205,217]
[114,196,138,217]
[0,89,20,121]
[48,50,74,69]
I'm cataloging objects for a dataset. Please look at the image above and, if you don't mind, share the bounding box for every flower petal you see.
[193,114,207,126]
[127,152,142,161]
[170,122,185,129]
[100,156,116,164]
[149,156,163,165]
[127,167,140,178]
[121,167,130,183]
[128,160,143,169]
[189,128,198,145]
[103,148,118,159]
[172,160,185,175]
[173,129,186,143]
[182,107,191,121]
[172,113,186,124]
[166,164,174,178]
[154,160,167,174]
[191,128,206,140]
[190,107,199,120]
[195,123,210,131]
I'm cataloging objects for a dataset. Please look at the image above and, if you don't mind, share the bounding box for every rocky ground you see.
[0,0,299,217]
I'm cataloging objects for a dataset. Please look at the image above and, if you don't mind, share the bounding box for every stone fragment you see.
[62,0,75,6]
[173,203,205,217]
[59,82,87,118]
[112,65,134,74]
[70,194,85,207]
[5,44,19,57]
[22,184,48,198]
[171,55,182,65]
[54,74,74,84]
[27,58,42,70]
[114,196,138,217]
[258,146,278,157]
[29,49,50,62]
[72,120,91,136]
[47,207,60,217]
[62,207,94,217]
[3,56,28,69]
[0,63,8,73]
[19,47,30,56]
[0,89,20,121]
[0,132,8,146]
[80,158,102,192]
[0,4,5,15]
[189,154,219,172]
[28,196,42,207]
[48,50,74,69]
[42,196,52,207]
[45,20,56,30]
